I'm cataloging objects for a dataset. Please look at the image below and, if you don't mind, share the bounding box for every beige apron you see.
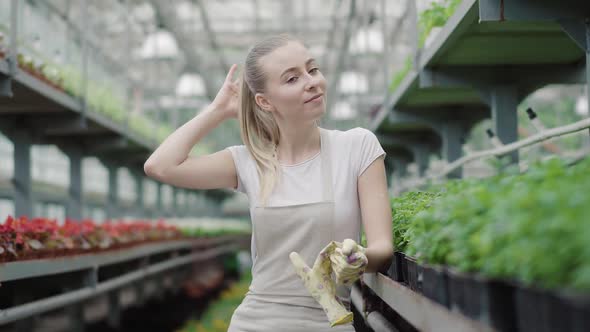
[228,128,355,332]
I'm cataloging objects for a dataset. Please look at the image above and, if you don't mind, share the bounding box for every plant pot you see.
[400,252,408,285]
[517,284,590,332]
[422,263,449,308]
[557,291,590,332]
[387,251,404,281]
[405,255,422,292]
[447,268,467,316]
[515,283,552,332]
[447,268,517,331]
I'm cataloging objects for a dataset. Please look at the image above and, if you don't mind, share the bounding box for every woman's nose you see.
[304,73,320,91]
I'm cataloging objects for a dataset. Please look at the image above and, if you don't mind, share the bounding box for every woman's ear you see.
[255,93,274,113]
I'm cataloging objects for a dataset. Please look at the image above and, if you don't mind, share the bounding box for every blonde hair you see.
[239,34,303,206]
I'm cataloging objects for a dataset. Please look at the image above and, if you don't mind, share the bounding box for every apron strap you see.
[320,128,334,202]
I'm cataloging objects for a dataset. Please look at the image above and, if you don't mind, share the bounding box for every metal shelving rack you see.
[0,0,233,221]
[373,0,589,182]
[0,234,251,332]
[361,272,497,332]
[358,0,589,330]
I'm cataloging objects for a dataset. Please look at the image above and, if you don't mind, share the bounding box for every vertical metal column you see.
[133,171,144,218]
[180,189,187,218]
[80,0,88,125]
[392,158,408,178]
[106,163,119,220]
[124,0,132,134]
[441,123,464,178]
[397,159,410,194]
[13,131,32,218]
[253,0,260,32]
[1,0,17,96]
[172,187,178,218]
[408,0,420,68]
[135,257,149,306]
[107,291,121,329]
[156,182,163,219]
[185,191,191,217]
[381,0,389,89]
[8,0,18,76]
[65,145,83,220]
[185,192,192,217]
[384,158,394,188]
[178,190,184,217]
[411,144,429,177]
[490,86,519,164]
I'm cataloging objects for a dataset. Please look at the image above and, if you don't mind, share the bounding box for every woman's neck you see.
[276,123,320,166]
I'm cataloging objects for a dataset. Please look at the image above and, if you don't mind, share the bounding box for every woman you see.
[144,34,393,331]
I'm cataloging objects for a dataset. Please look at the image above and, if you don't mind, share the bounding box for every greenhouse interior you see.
[0,0,589,331]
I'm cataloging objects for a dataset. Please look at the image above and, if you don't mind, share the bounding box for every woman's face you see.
[255,41,327,124]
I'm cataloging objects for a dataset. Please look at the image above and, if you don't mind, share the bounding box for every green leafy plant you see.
[418,0,463,47]
[399,157,590,291]
[391,191,439,253]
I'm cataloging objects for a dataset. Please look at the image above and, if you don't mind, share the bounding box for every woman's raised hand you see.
[212,64,240,120]
[330,239,368,286]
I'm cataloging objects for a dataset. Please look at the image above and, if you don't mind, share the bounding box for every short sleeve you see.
[226,145,248,194]
[350,127,387,177]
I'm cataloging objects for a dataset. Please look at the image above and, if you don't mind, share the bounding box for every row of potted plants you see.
[0,216,250,263]
[166,217,252,239]
[418,0,463,47]
[382,157,590,332]
[386,0,462,94]
[1,36,189,152]
[0,216,182,263]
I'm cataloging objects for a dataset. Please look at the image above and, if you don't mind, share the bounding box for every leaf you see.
[6,244,17,257]
[80,238,91,250]
[99,237,113,249]
[28,239,44,250]
[62,237,75,249]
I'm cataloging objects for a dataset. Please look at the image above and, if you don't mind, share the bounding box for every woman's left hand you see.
[330,239,368,286]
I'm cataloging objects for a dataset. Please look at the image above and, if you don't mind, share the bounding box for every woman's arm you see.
[144,65,240,190]
[144,106,237,190]
[144,104,226,174]
[358,156,394,273]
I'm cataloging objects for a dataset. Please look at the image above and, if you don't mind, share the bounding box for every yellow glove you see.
[330,239,368,286]
[289,241,354,327]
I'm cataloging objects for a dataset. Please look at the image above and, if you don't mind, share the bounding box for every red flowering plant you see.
[101,220,132,245]
[155,219,182,239]
[125,221,151,242]
[0,216,61,257]
[58,219,102,250]
[0,217,18,257]
[0,216,184,261]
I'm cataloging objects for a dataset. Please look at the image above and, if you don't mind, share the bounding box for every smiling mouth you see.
[305,94,323,103]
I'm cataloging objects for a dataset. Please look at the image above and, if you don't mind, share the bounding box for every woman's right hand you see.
[211,64,240,120]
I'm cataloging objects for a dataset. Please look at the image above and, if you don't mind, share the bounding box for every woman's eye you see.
[310,67,319,74]
[287,77,298,83]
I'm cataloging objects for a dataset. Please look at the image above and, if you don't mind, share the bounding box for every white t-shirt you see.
[226,127,387,262]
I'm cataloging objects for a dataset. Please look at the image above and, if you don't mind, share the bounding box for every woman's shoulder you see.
[226,144,249,155]
[324,126,376,145]
[226,145,256,168]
